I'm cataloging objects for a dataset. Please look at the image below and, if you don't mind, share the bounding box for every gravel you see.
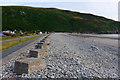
[1,33,118,78]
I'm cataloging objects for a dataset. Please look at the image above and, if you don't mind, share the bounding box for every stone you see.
[77,69,80,72]
[51,76,55,78]
[64,65,67,68]
[91,45,99,51]
[29,49,49,58]
[14,58,46,74]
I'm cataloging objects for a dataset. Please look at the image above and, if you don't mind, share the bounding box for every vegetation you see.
[1,34,44,51]
[2,35,26,40]
[2,6,120,33]
[1,34,37,40]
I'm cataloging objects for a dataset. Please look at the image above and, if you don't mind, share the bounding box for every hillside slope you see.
[2,6,120,33]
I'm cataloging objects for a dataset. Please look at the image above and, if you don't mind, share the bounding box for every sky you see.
[0,0,120,21]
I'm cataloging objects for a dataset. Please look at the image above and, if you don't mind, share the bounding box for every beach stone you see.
[14,58,46,74]
[29,49,49,58]
[91,45,99,51]
[51,76,55,78]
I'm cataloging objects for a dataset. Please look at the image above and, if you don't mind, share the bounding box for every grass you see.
[2,36,25,40]
[1,34,37,40]
[73,16,85,20]
[1,34,44,51]
[0,37,2,40]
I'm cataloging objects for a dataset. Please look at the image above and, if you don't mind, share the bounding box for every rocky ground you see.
[1,33,118,78]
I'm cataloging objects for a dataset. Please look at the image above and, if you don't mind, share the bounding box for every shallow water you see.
[99,34,118,37]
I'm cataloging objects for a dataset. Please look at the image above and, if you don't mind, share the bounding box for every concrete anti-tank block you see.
[42,43,50,50]
[14,58,46,74]
[29,49,49,58]
[35,43,43,49]
[45,38,50,44]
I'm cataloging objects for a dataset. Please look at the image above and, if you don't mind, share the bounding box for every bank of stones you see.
[1,33,118,78]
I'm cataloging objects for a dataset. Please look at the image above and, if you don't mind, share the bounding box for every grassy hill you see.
[2,6,120,33]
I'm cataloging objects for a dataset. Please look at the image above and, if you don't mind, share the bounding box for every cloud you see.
[1,0,119,2]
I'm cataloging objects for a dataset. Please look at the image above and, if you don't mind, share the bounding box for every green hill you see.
[2,6,120,33]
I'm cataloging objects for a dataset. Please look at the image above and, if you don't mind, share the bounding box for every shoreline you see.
[81,34,118,40]
[83,37,118,47]
[69,33,118,47]
[69,33,118,39]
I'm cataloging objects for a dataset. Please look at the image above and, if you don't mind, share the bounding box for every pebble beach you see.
[1,33,118,79]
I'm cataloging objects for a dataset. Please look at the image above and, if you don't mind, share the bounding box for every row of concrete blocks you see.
[14,35,51,75]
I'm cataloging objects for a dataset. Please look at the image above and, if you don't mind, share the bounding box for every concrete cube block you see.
[42,38,46,41]
[14,58,46,74]
[42,43,50,50]
[40,40,45,43]
[29,49,49,58]
[35,43,43,49]
[47,35,51,39]
[45,38,50,43]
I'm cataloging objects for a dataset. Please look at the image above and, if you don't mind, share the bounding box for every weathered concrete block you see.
[45,38,50,43]
[29,49,49,58]
[40,39,45,43]
[42,43,50,50]
[35,43,43,49]
[43,38,46,41]
[44,36,48,39]
[14,58,46,74]
[47,35,51,39]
